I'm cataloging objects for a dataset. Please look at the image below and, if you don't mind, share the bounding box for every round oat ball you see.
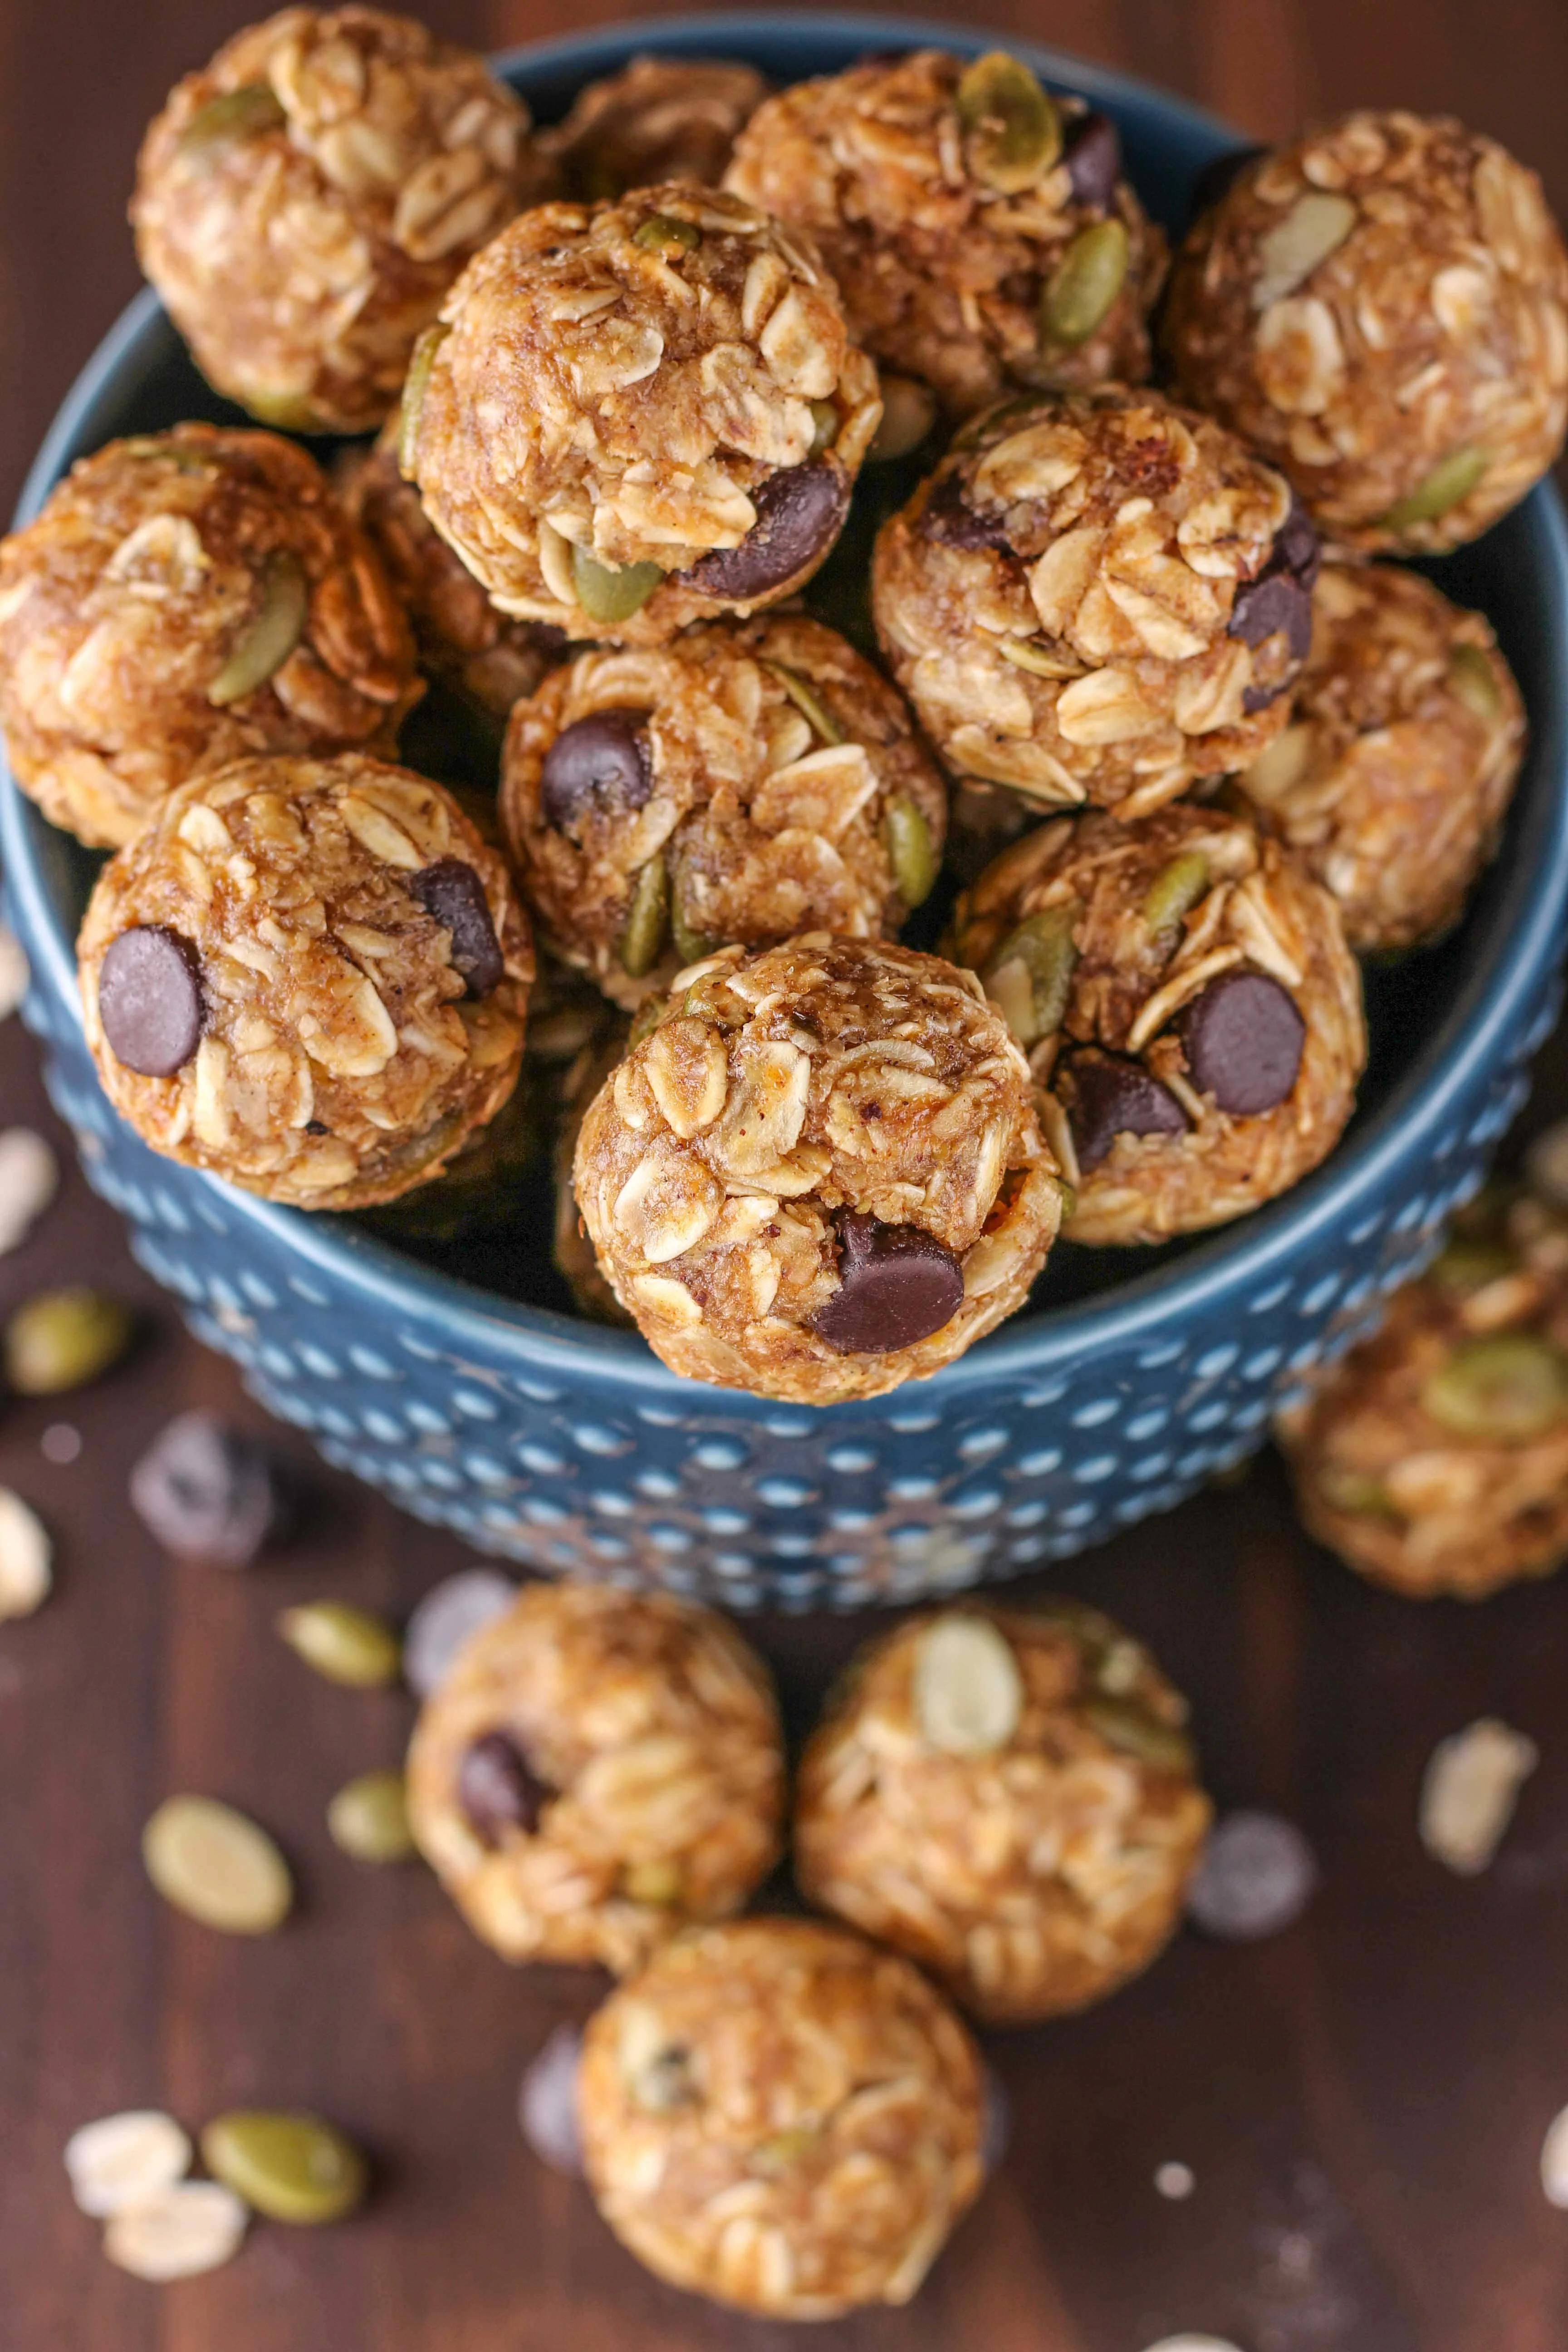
[338,426,563,719]
[796,1604,1211,2022]
[872,386,1317,816]
[401,182,881,647]
[572,936,1064,1403]
[576,1917,985,2317]
[499,616,948,1009]
[1162,112,1568,554]
[77,753,533,1210]
[1237,562,1524,952]
[949,802,1365,1245]
[0,426,420,849]
[132,7,549,433]
[542,54,770,200]
[724,48,1165,420]
[405,1583,784,1973]
[1279,1190,1568,1597]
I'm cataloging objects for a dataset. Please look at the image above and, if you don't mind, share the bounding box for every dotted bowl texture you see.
[5,14,1568,1609]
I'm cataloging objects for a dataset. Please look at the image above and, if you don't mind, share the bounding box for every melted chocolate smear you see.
[1064,111,1122,210]
[98,924,204,1077]
[679,462,848,599]
[408,858,504,997]
[812,1210,965,1354]
[539,708,652,834]
[1065,1049,1190,1171]
[1177,967,1305,1116]
[459,1730,552,1843]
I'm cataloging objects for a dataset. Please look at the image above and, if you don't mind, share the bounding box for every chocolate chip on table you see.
[407,858,504,997]
[1176,968,1305,1115]
[1186,1809,1318,1940]
[1062,109,1122,209]
[920,468,1013,552]
[678,461,849,598]
[519,2025,586,2176]
[130,1411,288,1567]
[811,1211,965,1354]
[459,1730,551,1842]
[539,709,653,833]
[1064,1049,1190,1171]
[97,924,203,1076]
[403,1568,516,1697]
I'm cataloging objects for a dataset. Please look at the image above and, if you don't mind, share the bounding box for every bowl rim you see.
[5,9,1568,1416]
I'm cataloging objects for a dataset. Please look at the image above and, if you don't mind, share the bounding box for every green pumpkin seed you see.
[178,83,285,162]
[200,2111,368,2226]
[243,390,323,433]
[1317,1464,1398,1518]
[1081,1694,1194,1775]
[327,1770,415,1863]
[1431,1235,1518,1289]
[762,660,844,744]
[208,549,308,707]
[1142,850,1211,939]
[397,322,448,476]
[622,1858,682,1905]
[1040,218,1129,348]
[277,1601,401,1688]
[1422,1332,1568,1442]
[618,851,670,977]
[885,798,938,908]
[142,1796,293,1936]
[982,905,1079,1045]
[1381,446,1489,532]
[1448,642,1504,725]
[633,212,702,255]
[955,53,1062,195]
[572,543,664,624]
[669,894,721,969]
[5,1287,133,1395]
[995,633,1086,680]
[867,375,937,462]
[808,400,840,457]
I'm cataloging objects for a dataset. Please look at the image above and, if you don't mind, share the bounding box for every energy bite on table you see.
[872,385,1317,814]
[401,182,880,645]
[499,615,947,1008]
[405,1583,783,1971]
[577,1917,984,2317]
[1162,111,1568,554]
[796,1605,1211,2021]
[1238,562,1524,952]
[542,54,770,200]
[950,803,1365,1244]
[573,936,1064,1402]
[724,49,1165,420]
[1279,1190,1568,1597]
[77,753,532,1210]
[132,6,549,433]
[0,426,420,850]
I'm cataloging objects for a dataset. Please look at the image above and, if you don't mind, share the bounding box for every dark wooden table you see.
[6,5,1568,2347]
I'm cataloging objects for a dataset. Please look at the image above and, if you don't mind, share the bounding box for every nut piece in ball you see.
[132,7,550,432]
[577,1918,984,2317]
[405,1582,784,1971]
[543,54,770,200]
[1162,112,1568,553]
[572,937,1065,1402]
[77,753,533,1210]
[0,427,420,848]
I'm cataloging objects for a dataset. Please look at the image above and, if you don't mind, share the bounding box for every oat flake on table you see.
[0,1487,52,1620]
[0,1127,58,1255]
[1418,1717,1539,1874]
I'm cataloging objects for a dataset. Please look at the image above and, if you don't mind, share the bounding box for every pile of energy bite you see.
[1,8,1559,1411]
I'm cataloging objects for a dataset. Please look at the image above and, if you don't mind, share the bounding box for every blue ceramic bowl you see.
[5,14,1567,1609]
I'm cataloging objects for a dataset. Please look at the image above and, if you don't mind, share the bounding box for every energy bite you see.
[577,1918,984,2317]
[1279,1190,1568,1597]
[542,54,770,200]
[872,386,1316,814]
[949,803,1364,1245]
[132,6,548,433]
[1162,112,1568,554]
[724,48,1165,419]
[401,182,880,645]
[1238,562,1524,952]
[573,937,1064,1403]
[796,1605,1211,2021]
[338,427,561,719]
[0,426,419,850]
[78,753,532,1210]
[499,616,948,1009]
[405,1583,783,1971]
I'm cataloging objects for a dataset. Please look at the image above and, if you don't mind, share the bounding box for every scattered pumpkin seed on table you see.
[328,1769,416,1863]
[5,1287,133,1395]
[142,1795,294,1935]
[200,2110,369,2225]
[276,1600,402,1688]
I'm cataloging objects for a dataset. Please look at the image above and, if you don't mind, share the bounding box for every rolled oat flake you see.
[103,2180,249,2282]
[519,2025,586,2176]
[65,2110,193,2217]
[1418,1717,1538,1875]
[402,1568,516,1697]
[0,1128,58,1256]
[1186,1810,1318,1940]
[0,1487,52,1621]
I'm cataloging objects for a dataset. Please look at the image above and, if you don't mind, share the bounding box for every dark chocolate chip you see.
[539,708,652,834]
[1242,677,1290,715]
[811,1210,965,1355]
[919,468,1014,552]
[1064,1049,1189,1171]
[1063,110,1121,209]
[97,924,204,1077]
[678,461,849,598]
[1275,494,1322,593]
[1188,142,1264,222]
[407,858,505,997]
[129,1410,290,1568]
[459,1731,551,1843]
[1176,967,1305,1115]
[1228,567,1313,661]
